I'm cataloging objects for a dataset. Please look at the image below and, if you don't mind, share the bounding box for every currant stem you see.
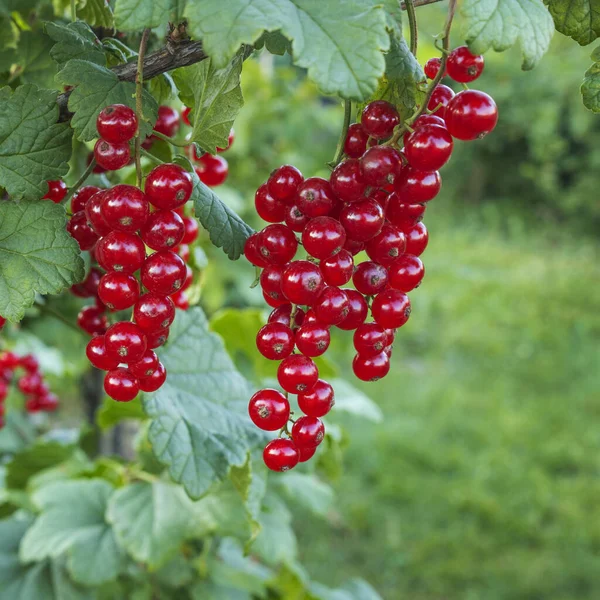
[331,99,352,167]
[405,0,418,56]
[151,130,190,148]
[135,28,151,189]
[62,159,96,207]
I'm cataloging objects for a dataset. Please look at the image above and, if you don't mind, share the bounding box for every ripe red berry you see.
[85,190,112,236]
[181,218,199,244]
[138,362,167,392]
[314,287,349,325]
[43,180,67,203]
[257,224,298,265]
[298,379,335,417]
[386,195,426,229]
[298,445,317,462]
[281,260,325,306]
[263,290,289,308]
[353,323,389,357]
[260,265,285,304]
[96,104,137,143]
[154,106,180,137]
[296,177,336,218]
[170,290,189,310]
[371,289,411,329]
[19,354,39,373]
[444,90,498,141]
[320,249,354,286]
[424,57,447,79]
[361,100,400,140]
[181,106,192,126]
[101,185,149,232]
[268,304,306,329]
[427,84,455,119]
[360,146,403,187]
[256,323,295,360]
[249,388,290,431]
[195,154,228,187]
[255,184,287,223]
[128,350,159,378]
[98,272,140,311]
[388,254,424,292]
[352,261,389,295]
[93,139,130,171]
[344,123,369,158]
[295,323,330,357]
[267,165,304,203]
[146,327,170,349]
[18,373,42,394]
[343,238,366,256]
[244,233,269,267]
[278,354,319,394]
[302,217,346,260]
[263,438,299,472]
[365,223,406,265]
[67,211,99,251]
[217,128,235,153]
[339,199,384,242]
[402,221,429,256]
[284,205,309,233]
[352,351,391,382]
[77,305,108,335]
[394,168,441,204]
[71,186,101,213]
[405,125,453,172]
[291,416,325,448]
[404,114,447,146]
[86,336,120,371]
[133,294,176,332]
[104,368,139,402]
[447,46,484,83]
[105,322,147,363]
[141,251,187,296]
[96,231,146,273]
[141,210,185,251]
[337,289,368,330]
[330,159,367,202]
[145,163,193,210]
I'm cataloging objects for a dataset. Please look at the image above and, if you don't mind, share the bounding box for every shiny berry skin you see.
[361,100,400,140]
[146,327,169,349]
[296,177,336,218]
[145,163,193,210]
[182,106,192,126]
[394,168,441,204]
[128,350,159,377]
[263,438,299,472]
[85,190,112,236]
[353,323,389,357]
[372,289,411,329]
[249,389,290,431]
[298,446,317,462]
[134,294,176,332]
[403,115,448,147]
[141,251,187,296]
[171,290,189,310]
[195,154,228,187]
[96,231,146,273]
[302,217,346,260]
[330,159,367,202]
[402,221,429,256]
[314,287,349,325]
[217,128,235,152]
[260,265,285,304]
[256,323,295,360]
[281,260,325,306]
[320,249,354,286]
[257,224,298,265]
[285,205,310,232]
[298,379,335,417]
[154,106,180,137]
[98,272,139,311]
[181,265,193,292]
[72,186,101,213]
[343,238,366,256]
[405,125,453,172]
[360,146,403,187]
[277,354,319,394]
[424,57,446,79]
[365,223,406,265]
[86,336,120,371]
[255,184,287,223]
[67,211,99,251]
[77,305,108,335]
[101,185,149,232]
[104,368,139,402]
[352,351,391,382]
[337,289,368,330]
[268,304,305,329]
[447,46,484,83]
[96,104,137,143]
[105,322,147,363]
[344,123,369,158]
[427,84,455,119]
[292,416,325,448]
[0,351,18,369]
[352,261,389,295]
[263,290,288,308]
[339,199,384,243]
[267,165,303,203]
[295,323,330,357]
[388,254,424,292]
[141,210,185,251]
[444,90,498,141]
[138,362,167,392]
[43,180,67,203]
[93,139,130,171]
[181,218,199,244]
[244,233,269,268]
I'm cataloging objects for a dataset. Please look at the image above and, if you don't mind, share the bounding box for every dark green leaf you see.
[543,0,600,45]
[114,0,181,30]
[16,30,57,89]
[78,0,114,28]
[45,21,106,69]
[254,31,291,55]
[148,73,177,106]
[582,52,600,111]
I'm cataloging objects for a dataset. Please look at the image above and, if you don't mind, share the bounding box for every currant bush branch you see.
[135,28,151,188]
[405,0,419,56]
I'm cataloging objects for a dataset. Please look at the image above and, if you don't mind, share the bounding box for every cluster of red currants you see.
[244,46,497,472]
[0,351,58,429]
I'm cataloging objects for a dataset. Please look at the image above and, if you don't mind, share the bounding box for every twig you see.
[135,29,151,188]
[401,0,446,8]
[62,159,96,207]
[330,100,352,167]
[405,0,418,55]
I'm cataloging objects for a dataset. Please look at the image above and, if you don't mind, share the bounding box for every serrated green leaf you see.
[381,0,402,38]
[20,479,126,586]
[0,201,85,323]
[96,395,146,430]
[185,0,389,100]
[144,307,265,499]
[543,0,600,45]
[254,31,292,55]
[461,0,554,70]
[582,61,600,111]
[114,0,179,30]
[79,0,114,28]
[173,53,244,155]
[0,85,73,201]
[45,21,106,69]
[16,30,57,89]
[57,59,158,141]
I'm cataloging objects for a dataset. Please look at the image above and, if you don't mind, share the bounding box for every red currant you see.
[402,221,429,256]
[343,238,366,256]
[141,210,185,251]
[43,180,67,203]
[295,323,330,357]
[330,159,367,202]
[72,186,101,213]
[86,335,120,371]
[291,416,325,448]
[256,323,295,360]
[353,323,389,357]
[444,90,498,141]
[101,185,149,232]
[146,327,170,349]
[260,265,285,304]
[96,231,146,273]
[181,106,192,126]
[365,223,406,265]
[405,125,453,172]
[371,289,411,329]
[255,184,287,223]
[277,354,319,394]
[298,379,334,417]
[138,362,167,392]
[344,123,369,158]
[267,165,304,203]
[352,261,389,295]
[244,233,269,268]
[85,190,112,236]
[104,368,139,402]
[171,290,189,310]
[141,251,187,296]
[263,289,289,308]
[18,373,42,394]
[154,106,180,137]
[268,304,306,329]
[320,249,353,286]
[339,199,384,242]
[285,205,310,232]
[195,154,228,187]
[427,84,455,119]
[93,139,130,171]
[298,445,317,462]
[67,211,99,251]
[336,289,368,330]
[19,354,39,373]
[217,128,235,153]
[447,46,484,83]
[281,260,325,306]
[394,168,441,204]
[263,438,299,471]
[181,218,199,244]
[360,145,403,187]
[388,254,424,292]
[424,57,447,79]
[105,321,147,363]
[145,163,193,210]
[302,217,346,260]
[361,100,400,140]
[98,272,140,310]
[296,177,336,218]
[352,351,390,381]
[129,350,160,378]
[257,224,298,265]
[77,305,108,335]
[314,287,349,325]
[96,104,137,143]
[134,294,175,332]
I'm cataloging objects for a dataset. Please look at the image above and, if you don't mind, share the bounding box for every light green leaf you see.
[230,455,266,540]
[114,0,179,31]
[173,53,244,155]
[0,412,36,454]
[543,0,600,45]
[57,59,158,141]
[329,379,382,422]
[144,306,265,499]
[0,85,72,200]
[275,473,334,517]
[252,493,297,566]
[582,58,600,111]
[45,21,106,69]
[20,479,126,586]
[461,0,554,69]
[96,395,146,430]
[381,0,402,38]
[16,31,57,89]
[0,200,85,323]
[78,0,114,28]
[185,0,389,100]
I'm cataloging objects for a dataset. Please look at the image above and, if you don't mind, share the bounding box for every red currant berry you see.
[394,168,441,204]
[372,289,411,329]
[402,221,429,256]
[314,287,349,325]
[260,265,285,304]
[67,211,99,251]
[134,294,175,332]
[336,289,368,330]
[96,231,146,273]
[263,438,299,472]
[353,323,389,357]
[141,210,185,251]
[101,185,149,232]
[128,350,160,378]
[217,128,235,153]
[43,180,67,203]
[365,223,406,265]
[302,217,346,260]
[154,106,180,137]
[146,327,170,349]
[244,233,269,268]
[181,106,192,126]
[285,204,310,232]
[138,362,167,392]
[360,146,403,187]
[267,165,304,203]
[18,373,42,394]
[96,104,137,143]
[19,354,39,373]
[176,244,190,262]
[292,415,325,448]
[249,389,290,431]
[86,335,120,371]
[343,238,366,256]
[94,139,130,171]
[298,379,334,417]
[181,217,199,244]
[444,90,498,141]
[405,125,453,172]
[38,393,59,412]
[320,249,353,286]
[170,290,189,310]
[255,184,287,223]
[361,100,400,140]
[85,190,112,236]
[352,261,389,295]
[296,177,336,218]
[352,351,390,382]
[98,272,139,311]
[403,115,447,145]
[104,368,139,402]
[268,305,306,329]
[77,305,108,336]
[145,163,193,210]
[339,199,384,242]
[263,290,289,308]
[141,251,187,296]
[105,322,147,363]
[281,260,325,306]
[256,323,295,360]
[257,224,298,265]
[72,186,101,213]
[424,57,447,79]
[298,445,317,462]
[447,46,484,83]
[388,254,424,292]
[195,154,228,187]
[427,84,455,119]
[277,354,319,394]
[344,123,369,158]
[330,159,367,202]
[295,323,330,357]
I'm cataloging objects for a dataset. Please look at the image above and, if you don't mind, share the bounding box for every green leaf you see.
[275,473,334,517]
[543,0,600,45]
[185,0,390,100]
[0,0,38,17]
[16,30,57,89]
[328,379,382,422]
[148,73,177,106]
[381,0,402,38]
[0,412,36,454]
[173,53,244,155]
[45,21,106,69]
[230,455,266,540]
[114,0,180,30]
[96,395,146,430]
[144,306,265,499]
[582,57,600,111]
[57,59,158,141]
[0,84,73,201]
[461,0,554,69]
[254,31,292,55]
[78,0,115,28]
[20,479,126,586]
[0,201,85,323]
[252,493,297,566]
